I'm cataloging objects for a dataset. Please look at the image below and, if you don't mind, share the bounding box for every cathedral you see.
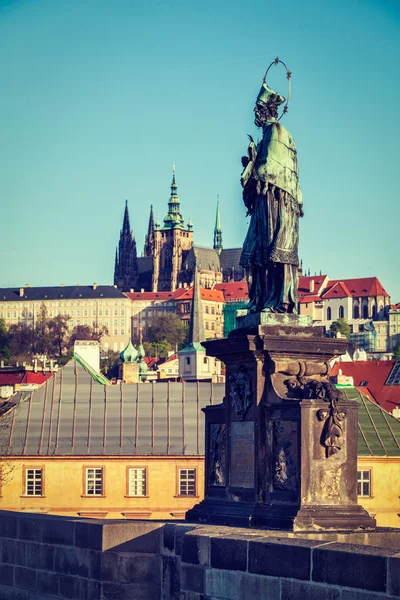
[113,170,245,292]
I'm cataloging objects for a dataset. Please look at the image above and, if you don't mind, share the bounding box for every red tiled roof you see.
[175,287,224,302]
[327,277,390,298]
[125,291,176,301]
[144,357,159,369]
[0,372,52,386]
[322,281,352,299]
[298,276,328,298]
[214,281,249,301]
[390,304,400,310]
[298,295,322,304]
[331,361,400,413]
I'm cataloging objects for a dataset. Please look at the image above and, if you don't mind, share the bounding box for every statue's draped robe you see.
[240,120,303,313]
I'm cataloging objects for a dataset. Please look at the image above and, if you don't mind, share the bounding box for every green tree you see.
[330,318,351,339]
[101,351,120,378]
[147,314,188,349]
[143,340,172,359]
[0,318,11,361]
[68,324,108,349]
[8,322,35,358]
[48,314,71,357]
[393,344,400,361]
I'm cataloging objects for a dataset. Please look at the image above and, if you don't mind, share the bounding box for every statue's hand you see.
[241,156,249,168]
[299,207,304,218]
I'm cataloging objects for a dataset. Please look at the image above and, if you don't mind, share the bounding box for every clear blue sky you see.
[1,0,399,299]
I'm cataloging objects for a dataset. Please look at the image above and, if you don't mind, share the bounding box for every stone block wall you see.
[0,511,400,599]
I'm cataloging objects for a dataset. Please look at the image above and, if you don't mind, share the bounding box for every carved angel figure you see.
[240,81,303,313]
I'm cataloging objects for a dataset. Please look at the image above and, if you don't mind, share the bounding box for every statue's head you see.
[254,82,285,127]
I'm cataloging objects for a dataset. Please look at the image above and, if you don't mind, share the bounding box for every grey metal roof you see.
[1,360,224,456]
[182,247,221,272]
[219,248,243,270]
[0,286,126,302]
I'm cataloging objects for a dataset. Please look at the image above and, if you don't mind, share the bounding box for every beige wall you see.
[0,296,132,353]
[357,457,400,528]
[0,456,204,520]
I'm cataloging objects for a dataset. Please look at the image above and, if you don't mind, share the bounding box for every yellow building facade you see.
[0,456,203,520]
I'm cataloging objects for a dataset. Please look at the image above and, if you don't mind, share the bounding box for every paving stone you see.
[0,582,29,599]
[181,564,205,594]
[101,551,118,582]
[175,526,198,556]
[42,518,75,546]
[0,563,14,587]
[0,512,18,539]
[74,521,103,550]
[210,537,247,571]
[205,568,240,600]
[312,543,390,593]
[341,589,397,600]
[118,553,161,585]
[103,522,164,554]
[37,571,59,596]
[102,581,161,600]
[163,555,181,600]
[2,539,25,565]
[164,523,177,552]
[54,546,90,577]
[14,566,37,591]
[238,572,281,600]
[388,555,400,596]
[59,574,80,599]
[18,517,42,542]
[282,579,341,600]
[182,532,210,566]
[249,537,319,580]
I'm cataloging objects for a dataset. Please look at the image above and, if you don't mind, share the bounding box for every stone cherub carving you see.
[240,58,303,314]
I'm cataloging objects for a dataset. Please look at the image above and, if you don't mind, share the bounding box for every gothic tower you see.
[213,198,223,254]
[114,200,138,291]
[152,168,194,292]
[144,205,154,257]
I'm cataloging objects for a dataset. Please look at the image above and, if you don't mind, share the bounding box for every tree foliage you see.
[143,340,172,359]
[393,344,400,361]
[4,305,106,361]
[330,318,351,339]
[0,318,11,361]
[146,314,188,349]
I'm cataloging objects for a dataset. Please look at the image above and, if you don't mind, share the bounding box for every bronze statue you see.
[240,59,303,313]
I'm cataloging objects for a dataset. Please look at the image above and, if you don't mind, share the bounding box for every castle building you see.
[113,169,245,294]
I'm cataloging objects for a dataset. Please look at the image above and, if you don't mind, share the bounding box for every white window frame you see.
[26,469,43,496]
[357,470,371,497]
[128,468,147,497]
[86,468,104,496]
[179,468,196,496]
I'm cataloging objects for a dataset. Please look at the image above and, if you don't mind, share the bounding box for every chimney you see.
[309,279,315,293]
[93,283,97,290]
[130,288,134,293]
[141,288,144,293]
[19,288,24,297]
[114,285,117,289]
[50,359,54,372]
[60,284,64,287]
[25,284,31,288]
[33,359,37,373]
[0,361,4,369]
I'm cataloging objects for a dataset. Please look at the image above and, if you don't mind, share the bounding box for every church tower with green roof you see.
[152,167,194,292]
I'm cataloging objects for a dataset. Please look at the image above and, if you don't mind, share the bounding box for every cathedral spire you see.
[122,199,131,235]
[213,197,223,254]
[144,204,155,257]
[114,200,138,291]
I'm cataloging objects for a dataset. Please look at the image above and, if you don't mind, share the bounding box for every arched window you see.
[363,304,368,319]
[327,307,332,320]
[372,305,377,320]
[339,306,344,319]
[354,305,359,319]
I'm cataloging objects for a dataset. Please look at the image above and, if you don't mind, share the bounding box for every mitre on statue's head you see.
[256,82,285,107]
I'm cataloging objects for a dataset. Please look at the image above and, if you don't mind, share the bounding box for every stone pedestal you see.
[186,320,376,531]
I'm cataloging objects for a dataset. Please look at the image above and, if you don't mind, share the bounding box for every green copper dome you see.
[120,339,138,363]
